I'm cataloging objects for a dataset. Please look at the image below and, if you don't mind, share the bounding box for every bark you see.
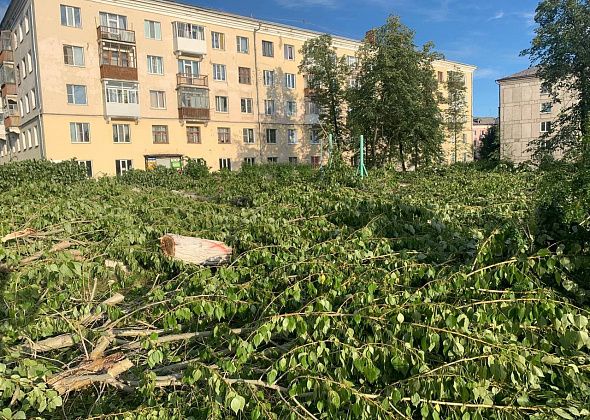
[160,234,232,266]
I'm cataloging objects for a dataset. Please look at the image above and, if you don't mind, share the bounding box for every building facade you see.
[473,116,497,159]
[0,0,475,175]
[497,67,572,163]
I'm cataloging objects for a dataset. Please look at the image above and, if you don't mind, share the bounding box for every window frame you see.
[238,66,251,84]
[113,123,131,143]
[187,126,201,144]
[70,122,90,143]
[115,159,132,175]
[211,31,225,50]
[66,84,87,105]
[60,4,82,28]
[152,125,169,144]
[265,128,277,144]
[236,36,249,53]
[144,20,162,40]
[264,99,275,116]
[147,55,164,75]
[150,90,166,109]
[284,44,295,60]
[262,40,274,57]
[217,127,231,144]
[63,44,85,67]
[215,95,229,113]
[243,128,255,144]
[241,98,253,114]
[212,63,227,81]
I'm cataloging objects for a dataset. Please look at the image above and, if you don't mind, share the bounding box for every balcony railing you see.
[0,49,13,64]
[97,26,136,44]
[100,50,138,81]
[4,108,20,129]
[177,73,208,87]
[178,107,210,121]
[100,64,138,81]
[1,83,16,97]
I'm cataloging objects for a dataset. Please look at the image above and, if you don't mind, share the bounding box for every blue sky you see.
[188,0,540,117]
[0,0,539,116]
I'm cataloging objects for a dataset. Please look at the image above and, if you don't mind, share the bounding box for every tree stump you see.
[160,234,232,266]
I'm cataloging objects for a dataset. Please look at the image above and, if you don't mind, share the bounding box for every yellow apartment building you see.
[0,0,475,175]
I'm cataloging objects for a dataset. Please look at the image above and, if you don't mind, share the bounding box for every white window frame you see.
[105,81,138,104]
[63,45,85,66]
[150,90,166,109]
[113,124,131,143]
[60,5,82,28]
[263,70,275,86]
[284,44,295,60]
[212,64,227,81]
[26,130,32,148]
[540,121,552,133]
[211,31,225,50]
[540,102,553,114]
[285,73,296,89]
[264,99,275,116]
[287,129,298,145]
[217,127,231,143]
[241,98,253,114]
[33,126,39,147]
[219,158,232,170]
[262,40,274,57]
[24,93,30,113]
[244,157,256,165]
[144,20,162,40]
[147,55,164,75]
[237,36,249,53]
[175,22,205,40]
[215,96,228,113]
[286,101,297,117]
[26,52,32,74]
[67,84,87,105]
[243,128,255,144]
[265,128,277,144]
[310,130,320,144]
[115,159,132,175]
[78,160,93,177]
[70,122,90,143]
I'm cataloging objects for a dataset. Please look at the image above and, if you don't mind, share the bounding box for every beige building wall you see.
[498,70,572,163]
[1,0,476,175]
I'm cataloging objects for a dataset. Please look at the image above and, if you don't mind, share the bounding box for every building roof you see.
[497,67,539,82]
[473,117,498,125]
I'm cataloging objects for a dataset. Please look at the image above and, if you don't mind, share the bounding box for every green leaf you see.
[230,394,246,414]
[554,408,575,420]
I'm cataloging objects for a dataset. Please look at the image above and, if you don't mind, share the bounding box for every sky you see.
[0,0,539,117]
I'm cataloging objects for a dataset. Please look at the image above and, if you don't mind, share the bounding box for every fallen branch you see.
[2,228,37,243]
[25,334,76,353]
[121,328,247,350]
[20,241,72,265]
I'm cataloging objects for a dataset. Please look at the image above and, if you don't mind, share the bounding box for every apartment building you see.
[497,67,571,163]
[0,0,475,176]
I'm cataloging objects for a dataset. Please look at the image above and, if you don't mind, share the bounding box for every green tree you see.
[478,124,500,161]
[299,35,350,148]
[443,70,468,163]
[523,0,590,161]
[347,16,444,170]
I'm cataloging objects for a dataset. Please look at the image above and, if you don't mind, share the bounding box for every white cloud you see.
[488,11,505,21]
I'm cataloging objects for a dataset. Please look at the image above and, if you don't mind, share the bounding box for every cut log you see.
[160,234,232,266]
[2,228,37,243]
[105,259,130,274]
[24,334,76,353]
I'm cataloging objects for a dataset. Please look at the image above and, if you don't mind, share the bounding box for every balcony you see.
[0,50,13,65]
[97,26,136,44]
[0,31,11,64]
[178,107,210,121]
[100,47,138,81]
[304,87,317,97]
[4,109,20,129]
[1,82,15,97]
[177,73,208,87]
[173,22,207,56]
[100,64,138,81]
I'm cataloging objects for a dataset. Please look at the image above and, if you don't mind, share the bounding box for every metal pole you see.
[328,133,333,168]
[357,135,368,178]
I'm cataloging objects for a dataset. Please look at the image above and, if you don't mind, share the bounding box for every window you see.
[284,44,295,60]
[78,160,93,177]
[100,12,127,30]
[264,100,275,115]
[63,45,85,66]
[70,122,90,143]
[33,126,39,147]
[26,130,32,148]
[18,24,23,43]
[219,158,232,170]
[211,32,225,50]
[310,130,320,144]
[19,99,24,117]
[346,55,358,68]
[286,101,297,117]
[187,126,201,144]
[244,157,256,165]
[263,70,275,86]
[215,96,228,112]
[178,59,200,75]
[238,67,251,84]
[144,20,162,40]
[24,13,30,34]
[305,101,319,115]
[262,40,274,57]
[150,90,166,109]
[437,71,444,83]
[267,157,278,163]
[540,85,550,95]
[540,121,552,133]
[213,64,226,81]
[60,5,81,28]
[237,36,249,53]
[243,128,255,144]
[21,59,26,78]
[179,87,209,109]
[113,124,130,143]
[105,81,138,104]
[218,127,231,144]
[27,52,32,74]
[288,129,298,144]
[311,156,321,168]
[67,84,87,105]
[241,98,253,114]
[147,55,164,75]
[541,102,553,113]
[285,73,296,89]
[24,94,30,113]
[175,22,205,40]
[116,159,132,175]
[289,157,298,164]
[266,128,277,144]
[152,125,169,144]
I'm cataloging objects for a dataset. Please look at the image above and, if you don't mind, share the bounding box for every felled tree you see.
[479,124,500,161]
[348,16,444,170]
[299,35,350,148]
[522,0,590,162]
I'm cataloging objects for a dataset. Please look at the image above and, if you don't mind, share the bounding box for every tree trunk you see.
[160,235,232,266]
[399,141,406,172]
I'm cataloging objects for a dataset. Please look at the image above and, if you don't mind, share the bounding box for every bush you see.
[184,158,209,179]
[0,160,86,190]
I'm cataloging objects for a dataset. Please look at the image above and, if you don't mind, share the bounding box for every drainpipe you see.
[30,0,46,160]
[253,22,262,163]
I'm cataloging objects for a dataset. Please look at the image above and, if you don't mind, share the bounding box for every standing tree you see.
[347,16,444,170]
[299,35,350,148]
[478,123,500,161]
[523,0,590,161]
[443,70,468,163]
